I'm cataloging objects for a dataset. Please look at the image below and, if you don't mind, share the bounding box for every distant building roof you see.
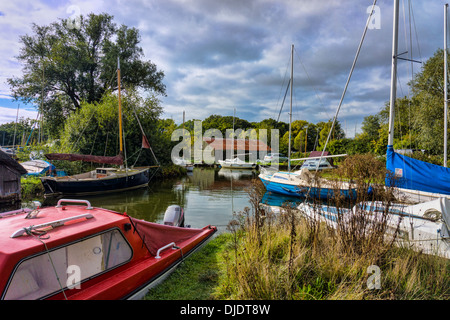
[309,151,329,158]
[0,150,27,175]
[203,138,271,152]
[308,151,334,165]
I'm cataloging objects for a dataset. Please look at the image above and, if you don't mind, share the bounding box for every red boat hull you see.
[0,200,216,300]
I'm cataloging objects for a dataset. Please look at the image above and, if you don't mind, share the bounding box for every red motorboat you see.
[0,199,216,300]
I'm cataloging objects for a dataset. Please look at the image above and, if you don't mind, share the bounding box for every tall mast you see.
[388,0,399,147]
[288,44,294,172]
[117,57,123,154]
[445,3,448,167]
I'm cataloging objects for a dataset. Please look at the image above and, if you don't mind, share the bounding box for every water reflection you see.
[260,192,304,208]
[41,168,259,230]
[15,168,304,230]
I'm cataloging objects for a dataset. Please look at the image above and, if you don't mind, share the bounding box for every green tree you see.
[361,115,380,141]
[8,13,166,135]
[373,49,448,155]
[201,114,251,136]
[409,49,448,154]
[317,120,345,150]
[0,118,35,146]
[59,89,169,166]
[252,118,288,145]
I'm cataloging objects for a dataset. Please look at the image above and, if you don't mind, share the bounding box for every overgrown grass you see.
[214,155,449,300]
[216,206,449,299]
[144,154,449,300]
[144,204,449,300]
[144,234,230,300]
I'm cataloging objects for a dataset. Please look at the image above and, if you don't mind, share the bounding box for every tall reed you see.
[214,155,450,300]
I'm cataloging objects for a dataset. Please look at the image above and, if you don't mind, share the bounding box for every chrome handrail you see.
[56,199,93,210]
[155,242,176,259]
[10,213,94,238]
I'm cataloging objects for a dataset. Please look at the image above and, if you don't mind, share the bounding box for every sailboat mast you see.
[288,44,294,172]
[444,3,448,167]
[117,57,124,154]
[388,0,399,147]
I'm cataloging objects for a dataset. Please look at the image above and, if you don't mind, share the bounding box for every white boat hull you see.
[394,187,450,204]
[218,159,256,170]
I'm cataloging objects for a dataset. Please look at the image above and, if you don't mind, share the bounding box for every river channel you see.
[34,168,303,231]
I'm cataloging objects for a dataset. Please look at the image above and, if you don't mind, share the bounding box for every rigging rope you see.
[131,104,160,166]
[303,0,378,199]
[317,0,378,170]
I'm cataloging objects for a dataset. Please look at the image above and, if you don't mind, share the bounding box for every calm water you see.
[13,167,304,231]
[40,168,266,231]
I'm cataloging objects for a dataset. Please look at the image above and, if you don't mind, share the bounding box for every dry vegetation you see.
[213,155,450,300]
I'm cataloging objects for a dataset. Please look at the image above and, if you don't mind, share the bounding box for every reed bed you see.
[213,155,450,300]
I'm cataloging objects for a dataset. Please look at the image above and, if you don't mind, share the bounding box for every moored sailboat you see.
[21,159,55,176]
[258,44,357,201]
[218,157,257,170]
[40,59,153,197]
[298,198,450,259]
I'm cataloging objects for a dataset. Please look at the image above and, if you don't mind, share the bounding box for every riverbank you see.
[144,179,450,300]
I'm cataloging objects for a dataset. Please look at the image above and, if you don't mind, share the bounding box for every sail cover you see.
[45,153,123,165]
[386,145,450,195]
[129,217,206,256]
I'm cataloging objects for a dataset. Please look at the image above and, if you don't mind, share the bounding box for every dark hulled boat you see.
[40,58,157,197]
[40,166,150,197]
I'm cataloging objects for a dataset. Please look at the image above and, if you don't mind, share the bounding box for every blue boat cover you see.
[386,145,450,195]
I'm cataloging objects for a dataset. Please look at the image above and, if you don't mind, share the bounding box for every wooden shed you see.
[0,150,27,204]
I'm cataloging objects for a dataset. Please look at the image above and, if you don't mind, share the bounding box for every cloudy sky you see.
[0,0,449,137]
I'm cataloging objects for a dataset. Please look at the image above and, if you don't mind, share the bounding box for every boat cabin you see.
[95,168,118,178]
[0,199,216,300]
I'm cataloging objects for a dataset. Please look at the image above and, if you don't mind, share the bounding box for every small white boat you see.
[173,158,194,172]
[218,157,256,170]
[298,198,450,259]
[300,158,335,171]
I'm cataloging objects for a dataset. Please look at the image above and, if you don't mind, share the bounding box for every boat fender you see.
[163,205,185,227]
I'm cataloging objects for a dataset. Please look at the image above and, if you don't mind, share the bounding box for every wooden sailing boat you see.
[40,59,152,197]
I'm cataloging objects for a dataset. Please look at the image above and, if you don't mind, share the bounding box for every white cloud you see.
[0,105,38,124]
[1,0,448,138]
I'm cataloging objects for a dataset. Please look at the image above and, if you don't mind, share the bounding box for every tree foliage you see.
[8,13,166,135]
[58,89,172,166]
[364,49,449,157]
[0,118,37,146]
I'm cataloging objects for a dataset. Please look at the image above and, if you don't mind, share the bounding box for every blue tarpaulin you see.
[386,145,450,195]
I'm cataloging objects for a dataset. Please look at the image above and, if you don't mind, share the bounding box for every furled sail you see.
[45,153,123,165]
[386,146,450,195]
